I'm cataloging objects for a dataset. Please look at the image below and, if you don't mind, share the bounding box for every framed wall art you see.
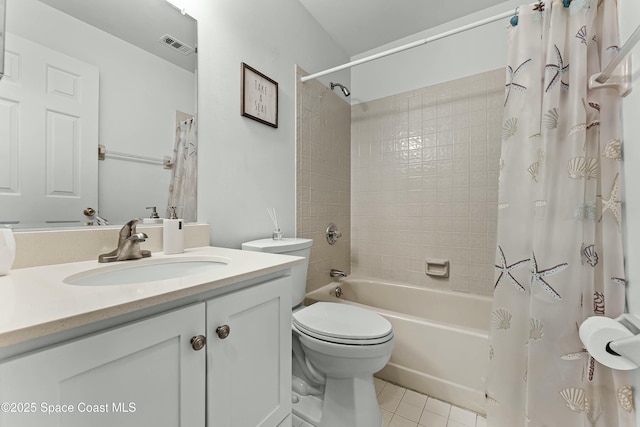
[241,62,278,128]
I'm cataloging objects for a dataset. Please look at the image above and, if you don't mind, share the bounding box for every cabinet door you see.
[0,303,206,427]
[207,277,292,427]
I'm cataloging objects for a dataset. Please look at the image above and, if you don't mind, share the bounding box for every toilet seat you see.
[293,302,393,345]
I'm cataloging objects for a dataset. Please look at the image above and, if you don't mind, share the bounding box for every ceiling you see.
[36,0,511,71]
[38,0,197,71]
[298,0,510,57]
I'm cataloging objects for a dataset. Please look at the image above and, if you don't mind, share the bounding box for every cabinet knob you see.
[216,325,230,339]
[190,335,207,351]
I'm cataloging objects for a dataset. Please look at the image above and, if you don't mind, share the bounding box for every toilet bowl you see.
[242,238,394,427]
[293,302,394,427]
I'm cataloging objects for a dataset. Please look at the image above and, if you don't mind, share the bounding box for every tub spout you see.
[330,268,346,278]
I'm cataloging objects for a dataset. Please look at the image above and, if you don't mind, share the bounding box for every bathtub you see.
[305,276,492,414]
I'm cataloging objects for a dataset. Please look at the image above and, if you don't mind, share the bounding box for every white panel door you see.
[207,277,292,427]
[0,33,98,225]
[0,303,206,427]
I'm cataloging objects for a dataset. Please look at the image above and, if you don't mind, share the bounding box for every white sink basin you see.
[64,257,230,286]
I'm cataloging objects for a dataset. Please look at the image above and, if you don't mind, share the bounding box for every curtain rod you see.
[300,9,517,83]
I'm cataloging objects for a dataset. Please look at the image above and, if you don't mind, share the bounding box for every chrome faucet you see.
[98,218,151,263]
[329,268,347,278]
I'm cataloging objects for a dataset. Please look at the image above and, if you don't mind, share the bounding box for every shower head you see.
[330,82,350,97]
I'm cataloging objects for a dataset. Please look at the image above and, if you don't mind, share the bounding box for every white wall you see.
[7,0,195,224]
[620,0,640,421]
[182,0,349,248]
[350,1,520,104]
[621,0,640,318]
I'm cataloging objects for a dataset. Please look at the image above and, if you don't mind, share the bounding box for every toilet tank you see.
[241,238,313,308]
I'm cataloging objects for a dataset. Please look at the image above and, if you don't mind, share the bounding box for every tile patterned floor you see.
[375,378,486,427]
[292,377,486,427]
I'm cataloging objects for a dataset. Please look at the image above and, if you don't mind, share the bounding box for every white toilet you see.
[242,238,394,427]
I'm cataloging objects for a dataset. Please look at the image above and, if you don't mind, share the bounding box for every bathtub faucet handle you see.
[326,223,342,245]
[330,268,347,278]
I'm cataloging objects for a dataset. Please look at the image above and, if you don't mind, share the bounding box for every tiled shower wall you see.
[351,69,504,296]
[296,66,351,293]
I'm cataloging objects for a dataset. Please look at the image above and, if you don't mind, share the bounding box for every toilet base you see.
[320,375,382,427]
[292,375,382,427]
[292,392,322,426]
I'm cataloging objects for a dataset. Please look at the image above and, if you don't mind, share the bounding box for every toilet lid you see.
[293,302,393,343]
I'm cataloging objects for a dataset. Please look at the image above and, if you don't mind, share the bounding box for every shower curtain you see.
[167,116,197,222]
[486,1,634,426]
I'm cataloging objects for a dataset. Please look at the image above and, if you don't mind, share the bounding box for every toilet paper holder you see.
[580,314,640,369]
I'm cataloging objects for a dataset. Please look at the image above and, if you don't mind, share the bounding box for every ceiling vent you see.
[158,34,195,55]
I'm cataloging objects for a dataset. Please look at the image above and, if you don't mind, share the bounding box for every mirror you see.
[0,0,197,229]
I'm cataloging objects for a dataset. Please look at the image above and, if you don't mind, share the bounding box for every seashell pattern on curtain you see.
[486,1,635,426]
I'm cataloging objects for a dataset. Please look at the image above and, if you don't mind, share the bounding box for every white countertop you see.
[0,246,303,348]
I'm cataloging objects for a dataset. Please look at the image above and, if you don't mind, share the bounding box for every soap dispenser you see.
[143,206,163,224]
[163,207,184,254]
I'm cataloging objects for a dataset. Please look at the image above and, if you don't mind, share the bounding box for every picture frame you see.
[241,62,278,128]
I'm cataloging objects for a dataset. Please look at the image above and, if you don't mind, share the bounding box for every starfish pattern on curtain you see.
[486,1,635,426]
[504,59,532,106]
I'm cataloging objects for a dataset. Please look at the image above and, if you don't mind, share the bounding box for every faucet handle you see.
[129,218,140,234]
[326,223,342,245]
[118,218,141,239]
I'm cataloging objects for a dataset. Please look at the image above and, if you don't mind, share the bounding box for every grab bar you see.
[98,144,174,169]
[596,24,640,84]
[588,23,640,97]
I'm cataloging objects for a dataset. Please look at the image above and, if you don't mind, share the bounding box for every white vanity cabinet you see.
[0,273,292,427]
[207,276,291,427]
[0,303,206,427]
